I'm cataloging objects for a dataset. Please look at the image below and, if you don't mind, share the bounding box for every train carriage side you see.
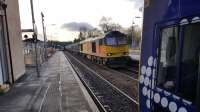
[80,41,90,58]
[140,0,200,112]
[80,38,100,60]
[65,43,80,54]
[80,37,108,62]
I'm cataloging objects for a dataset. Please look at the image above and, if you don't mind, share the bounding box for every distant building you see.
[0,0,25,88]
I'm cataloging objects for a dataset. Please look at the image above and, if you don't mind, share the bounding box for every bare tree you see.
[87,28,103,38]
[99,16,123,33]
[99,16,112,33]
[110,23,122,31]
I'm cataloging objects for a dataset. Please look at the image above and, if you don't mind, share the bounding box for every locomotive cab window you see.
[179,23,200,103]
[157,27,178,92]
[106,37,117,46]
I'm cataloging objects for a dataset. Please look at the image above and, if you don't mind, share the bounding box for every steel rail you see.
[64,53,107,112]
[65,51,139,105]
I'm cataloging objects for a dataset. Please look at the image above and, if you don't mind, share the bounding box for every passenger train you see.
[66,31,129,67]
[140,0,200,112]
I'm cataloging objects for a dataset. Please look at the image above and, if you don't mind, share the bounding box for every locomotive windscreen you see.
[105,37,127,46]
[104,31,127,46]
[106,37,117,45]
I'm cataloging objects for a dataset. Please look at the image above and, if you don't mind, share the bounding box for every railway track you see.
[67,51,139,99]
[112,66,139,80]
[64,51,139,112]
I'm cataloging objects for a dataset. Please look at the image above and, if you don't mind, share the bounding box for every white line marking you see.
[38,83,51,112]
[59,54,63,112]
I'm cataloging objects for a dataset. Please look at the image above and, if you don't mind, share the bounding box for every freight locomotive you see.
[140,0,200,112]
[66,31,129,67]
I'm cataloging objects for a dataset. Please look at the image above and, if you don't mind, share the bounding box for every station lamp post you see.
[132,16,142,49]
[135,16,143,49]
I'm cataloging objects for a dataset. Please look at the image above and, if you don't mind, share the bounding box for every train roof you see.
[105,31,126,38]
[79,31,126,44]
[65,36,103,48]
[67,31,126,46]
[79,36,104,44]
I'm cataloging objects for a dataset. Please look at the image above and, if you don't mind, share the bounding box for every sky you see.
[19,0,143,41]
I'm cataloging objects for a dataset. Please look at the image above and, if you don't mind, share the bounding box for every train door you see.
[179,22,200,111]
[154,26,179,112]
[153,19,200,112]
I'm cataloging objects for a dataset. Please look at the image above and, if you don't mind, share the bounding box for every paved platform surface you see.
[0,51,99,112]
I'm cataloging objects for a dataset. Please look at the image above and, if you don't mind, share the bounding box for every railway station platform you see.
[0,51,99,112]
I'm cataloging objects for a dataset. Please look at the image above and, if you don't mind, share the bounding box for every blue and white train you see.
[139,0,200,112]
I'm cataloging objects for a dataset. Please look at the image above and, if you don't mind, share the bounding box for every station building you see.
[0,0,25,90]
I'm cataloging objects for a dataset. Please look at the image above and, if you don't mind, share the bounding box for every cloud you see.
[61,22,94,31]
[126,0,144,9]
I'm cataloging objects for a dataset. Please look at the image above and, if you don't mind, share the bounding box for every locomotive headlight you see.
[107,53,112,56]
[124,52,129,55]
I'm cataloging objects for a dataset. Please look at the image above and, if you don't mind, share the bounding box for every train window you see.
[157,27,178,92]
[92,42,96,53]
[106,37,117,45]
[80,44,83,51]
[179,23,200,103]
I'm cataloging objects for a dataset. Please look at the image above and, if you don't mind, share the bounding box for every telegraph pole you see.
[30,0,40,77]
[30,0,35,30]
